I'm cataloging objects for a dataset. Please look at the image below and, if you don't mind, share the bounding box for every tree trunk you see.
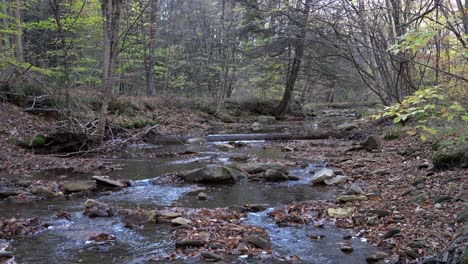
[275,0,311,120]
[216,0,228,113]
[97,0,122,143]
[48,0,71,129]
[14,0,23,63]
[456,0,468,34]
[146,0,158,96]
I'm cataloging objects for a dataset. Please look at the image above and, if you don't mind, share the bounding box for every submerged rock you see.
[183,165,246,183]
[64,181,96,193]
[92,176,126,188]
[265,169,289,181]
[311,168,335,184]
[327,207,354,218]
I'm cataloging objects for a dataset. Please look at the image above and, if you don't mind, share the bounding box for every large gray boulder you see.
[243,162,289,174]
[92,176,126,188]
[265,169,289,181]
[64,181,96,193]
[183,165,246,183]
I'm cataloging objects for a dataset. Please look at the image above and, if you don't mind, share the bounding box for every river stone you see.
[175,239,205,248]
[327,207,354,218]
[0,187,22,198]
[258,115,276,124]
[245,232,271,250]
[265,169,289,181]
[336,122,358,131]
[84,199,113,217]
[197,192,208,200]
[186,137,207,144]
[64,180,96,193]
[336,195,368,203]
[382,228,400,239]
[243,162,289,174]
[229,154,250,162]
[214,143,235,150]
[171,217,193,226]
[365,252,389,262]
[201,251,224,261]
[347,183,365,195]
[159,210,182,218]
[0,252,13,260]
[324,175,348,185]
[339,243,353,253]
[183,165,246,183]
[288,175,300,181]
[311,168,335,184]
[92,176,126,188]
[456,210,468,223]
[360,135,380,151]
[242,204,268,212]
[120,209,159,226]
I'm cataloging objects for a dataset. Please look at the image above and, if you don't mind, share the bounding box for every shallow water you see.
[4,115,377,263]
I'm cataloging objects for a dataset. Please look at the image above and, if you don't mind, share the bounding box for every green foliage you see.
[373,87,467,141]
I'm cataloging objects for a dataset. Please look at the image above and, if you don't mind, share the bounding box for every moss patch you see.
[433,148,467,170]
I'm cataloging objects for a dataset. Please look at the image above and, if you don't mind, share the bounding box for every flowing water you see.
[2,113,377,263]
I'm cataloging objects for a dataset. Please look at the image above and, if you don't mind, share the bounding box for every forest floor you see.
[0,97,466,263]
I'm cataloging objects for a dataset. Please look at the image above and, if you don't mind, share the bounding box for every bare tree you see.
[97,0,123,142]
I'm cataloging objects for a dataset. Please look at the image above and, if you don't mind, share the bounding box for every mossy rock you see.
[17,135,48,148]
[384,133,400,140]
[433,148,468,170]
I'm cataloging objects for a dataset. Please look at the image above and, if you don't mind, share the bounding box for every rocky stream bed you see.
[0,109,466,264]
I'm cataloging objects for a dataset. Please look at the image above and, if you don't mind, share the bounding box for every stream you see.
[1,110,378,263]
